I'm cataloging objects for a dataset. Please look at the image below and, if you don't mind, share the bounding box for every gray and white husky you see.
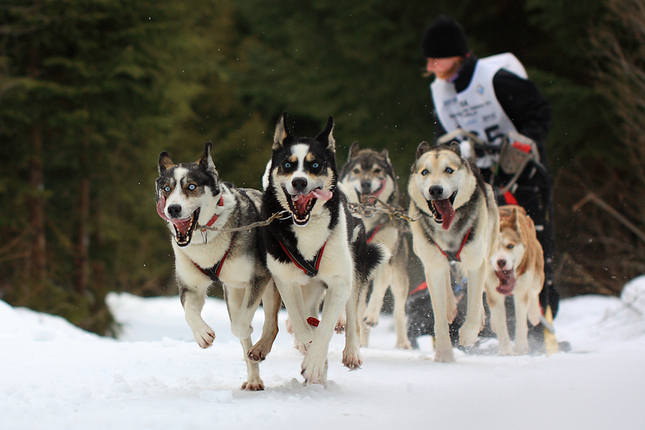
[262,113,388,385]
[339,142,411,349]
[408,142,499,363]
[155,142,280,390]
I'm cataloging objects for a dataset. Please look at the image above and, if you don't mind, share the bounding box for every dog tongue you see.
[495,270,516,295]
[292,189,332,215]
[156,195,169,221]
[313,188,333,201]
[171,218,193,236]
[434,199,456,230]
[292,192,314,215]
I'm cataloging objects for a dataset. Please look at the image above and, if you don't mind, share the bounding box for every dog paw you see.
[513,341,529,355]
[395,339,413,350]
[497,341,514,356]
[191,323,216,349]
[434,349,455,363]
[241,378,265,391]
[248,339,272,362]
[363,312,380,327]
[285,317,294,335]
[301,361,327,386]
[301,346,328,385]
[342,347,362,370]
[296,341,309,355]
[458,321,480,347]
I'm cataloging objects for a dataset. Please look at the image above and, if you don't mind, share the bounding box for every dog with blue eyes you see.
[407,142,499,363]
[261,113,388,385]
[155,142,281,391]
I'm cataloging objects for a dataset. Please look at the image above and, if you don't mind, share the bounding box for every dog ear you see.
[446,141,462,157]
[197,142,217,172]
[380,148,391,163]
[316,115,335,153]
[348,141,360,161]
[415,141,432,159]
[273,112,290,151]
[158,151,175,174]
[509,206,520,231]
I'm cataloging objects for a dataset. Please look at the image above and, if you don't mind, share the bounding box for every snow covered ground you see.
[2,278,645,430]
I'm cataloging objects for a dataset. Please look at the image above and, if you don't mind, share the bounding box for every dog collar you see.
[278,240,327,278]
[203,195,225,229]
[435,228,471,263]
[366,223,382,243]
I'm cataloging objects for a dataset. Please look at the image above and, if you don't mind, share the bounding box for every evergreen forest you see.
[2,0,644,334]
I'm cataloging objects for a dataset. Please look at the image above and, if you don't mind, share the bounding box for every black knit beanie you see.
[421,15,469,58]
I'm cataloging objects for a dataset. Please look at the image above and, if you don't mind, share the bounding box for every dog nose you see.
[292,177,308,192]
[360,180,372,193]
[167,204,182,218]
[497,259,507,269]
[428,185,443,198]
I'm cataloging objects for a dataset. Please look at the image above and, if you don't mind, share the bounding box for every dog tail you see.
[357,241,390,285]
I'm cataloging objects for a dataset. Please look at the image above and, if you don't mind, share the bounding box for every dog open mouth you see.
[284,187,333,226]
[427,191,457,230]
[170,208,200,247]
[156,196,200,247]
[358,178,386,205]
[495,269,516,295]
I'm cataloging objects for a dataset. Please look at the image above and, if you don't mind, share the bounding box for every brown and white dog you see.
[485,205,544,355]
[408,142,499,362]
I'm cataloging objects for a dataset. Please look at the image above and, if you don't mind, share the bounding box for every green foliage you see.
[0,0,636,335]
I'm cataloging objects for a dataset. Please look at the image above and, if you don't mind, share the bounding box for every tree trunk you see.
[75,138,90,295]
[28,124,47,287]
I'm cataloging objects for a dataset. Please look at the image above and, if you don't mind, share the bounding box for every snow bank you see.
[2,280,645,430]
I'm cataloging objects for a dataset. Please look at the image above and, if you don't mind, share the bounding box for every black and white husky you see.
[339,142,411,349]
[155,143,280,390]
[408,142,499,363]
[262,113,387,385]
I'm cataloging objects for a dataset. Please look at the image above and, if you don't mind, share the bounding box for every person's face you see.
[425,56,462,80]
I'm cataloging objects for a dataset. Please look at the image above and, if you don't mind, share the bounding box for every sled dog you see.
[339,142,411,349]
[262,113,387,385]
[407,142,499,362]
[486,205,544,355]
[155,142,280,390]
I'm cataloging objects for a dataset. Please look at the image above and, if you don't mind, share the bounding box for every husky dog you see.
[339,142,411,349]
[486,205,544,355]
[262,113,387,385]
[407,142,499,362]
[155,142,280,390]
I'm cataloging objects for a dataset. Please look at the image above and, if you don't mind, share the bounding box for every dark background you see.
[2,0,643,334]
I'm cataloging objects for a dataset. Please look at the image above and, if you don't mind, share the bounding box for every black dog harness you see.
[278,240,327,278]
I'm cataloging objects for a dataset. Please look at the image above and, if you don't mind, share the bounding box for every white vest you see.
[431,53,527,168]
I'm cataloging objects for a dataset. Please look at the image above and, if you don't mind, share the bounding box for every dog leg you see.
[226,287,264,390]
[459,262,486,347]
[485,287,513,355]
[302,276,351,384]
[249,279,281,362]
[240,336,265,391]
[274,279,315,352]
[425,268,454,363]
[230,279,265,341]
[343,279,364,370]
[358,287,370,347]
[391,261,412,349]
[180,283,216,349]
[513,289,531,355]
[363,263,392,328]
